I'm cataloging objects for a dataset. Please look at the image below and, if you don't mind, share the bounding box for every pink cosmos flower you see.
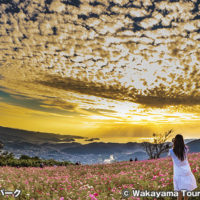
[152,175,157,180]
[192,169,197,173]
[89,194,98,200]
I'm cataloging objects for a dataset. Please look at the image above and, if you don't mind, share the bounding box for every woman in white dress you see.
[168,134,197,200]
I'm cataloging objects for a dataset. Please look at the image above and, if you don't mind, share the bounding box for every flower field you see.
[0,153,199,200]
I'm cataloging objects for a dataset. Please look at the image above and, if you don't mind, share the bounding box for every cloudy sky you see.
[0,0,200,142]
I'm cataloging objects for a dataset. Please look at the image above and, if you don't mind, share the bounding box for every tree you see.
[0,151,14,160]
[142,129,174,159]
[32,156,40,160]
[19,155,31,160]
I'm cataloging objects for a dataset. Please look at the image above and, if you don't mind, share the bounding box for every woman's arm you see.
[167,149,171,157]
[185,145,189,154]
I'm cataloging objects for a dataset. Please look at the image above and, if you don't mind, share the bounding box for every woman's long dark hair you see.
[173,134,187,161]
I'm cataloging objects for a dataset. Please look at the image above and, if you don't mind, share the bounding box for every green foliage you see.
[0,151,14,159]
[0,152,74,167]
[20,154,31,160]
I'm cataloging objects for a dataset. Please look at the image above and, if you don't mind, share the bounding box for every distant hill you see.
[61,142,142,154]
[184,139,197,144]
[0,125,85,144]
[0,126,199,164]
[187,139,200,152]
[0,126,147,163]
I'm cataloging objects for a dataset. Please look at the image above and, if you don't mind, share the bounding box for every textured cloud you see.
[0,0,200,137]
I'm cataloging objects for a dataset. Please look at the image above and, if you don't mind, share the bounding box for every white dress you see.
[168,147,197,191]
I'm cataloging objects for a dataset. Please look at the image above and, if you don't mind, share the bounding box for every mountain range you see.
[0,126,199,165]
